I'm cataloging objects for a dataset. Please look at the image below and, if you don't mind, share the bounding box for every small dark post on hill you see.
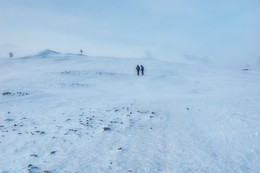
[9,52,13,58]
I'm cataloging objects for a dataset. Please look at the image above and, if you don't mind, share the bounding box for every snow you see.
[0,51,260,173]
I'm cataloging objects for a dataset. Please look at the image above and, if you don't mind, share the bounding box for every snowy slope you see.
[0,50,260,173]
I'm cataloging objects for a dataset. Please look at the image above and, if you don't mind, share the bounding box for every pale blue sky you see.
[0,0,259,67]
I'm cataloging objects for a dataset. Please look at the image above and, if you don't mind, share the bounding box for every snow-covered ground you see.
[0,50,260,173]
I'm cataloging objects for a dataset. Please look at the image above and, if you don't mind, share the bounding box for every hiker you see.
[140,65,144,75]
[80,49,83,54]
[136,65,140,76]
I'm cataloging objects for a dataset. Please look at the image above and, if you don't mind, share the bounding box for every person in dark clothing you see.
[136,65,140,76]
[140,65,144,75]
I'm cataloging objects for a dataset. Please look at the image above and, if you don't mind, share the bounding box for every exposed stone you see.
[103,127,111,131]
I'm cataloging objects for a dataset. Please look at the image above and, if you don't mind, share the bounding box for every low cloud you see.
[183,54,209,64]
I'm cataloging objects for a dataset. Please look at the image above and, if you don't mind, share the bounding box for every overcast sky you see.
[0,0,259,67]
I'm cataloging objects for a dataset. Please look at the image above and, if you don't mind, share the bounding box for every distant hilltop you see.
[21,49,60,59]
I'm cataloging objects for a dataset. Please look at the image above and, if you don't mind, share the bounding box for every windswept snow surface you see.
[0,51,260,173]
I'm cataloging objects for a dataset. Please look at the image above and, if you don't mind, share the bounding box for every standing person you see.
[136,65,140,76]
[140,65,144,75]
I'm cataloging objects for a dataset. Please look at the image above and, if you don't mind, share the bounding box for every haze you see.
[0,0,259,68]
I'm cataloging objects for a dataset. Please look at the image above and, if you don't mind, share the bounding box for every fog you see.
[0,0,259,69]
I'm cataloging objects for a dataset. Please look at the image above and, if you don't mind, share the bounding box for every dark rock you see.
[2,92,11,95]
[16,92,29,96]
[30,154,38,157]
[69,129,77,132]
[60,71,72,75]
[103,127,111,131]
[2,91,29,96]
[35,131,45,135]
[243,69,250,71]
[50,151,56,154]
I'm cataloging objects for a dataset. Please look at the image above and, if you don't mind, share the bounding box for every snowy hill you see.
[0,51,260,173]
[21,50,61,59]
